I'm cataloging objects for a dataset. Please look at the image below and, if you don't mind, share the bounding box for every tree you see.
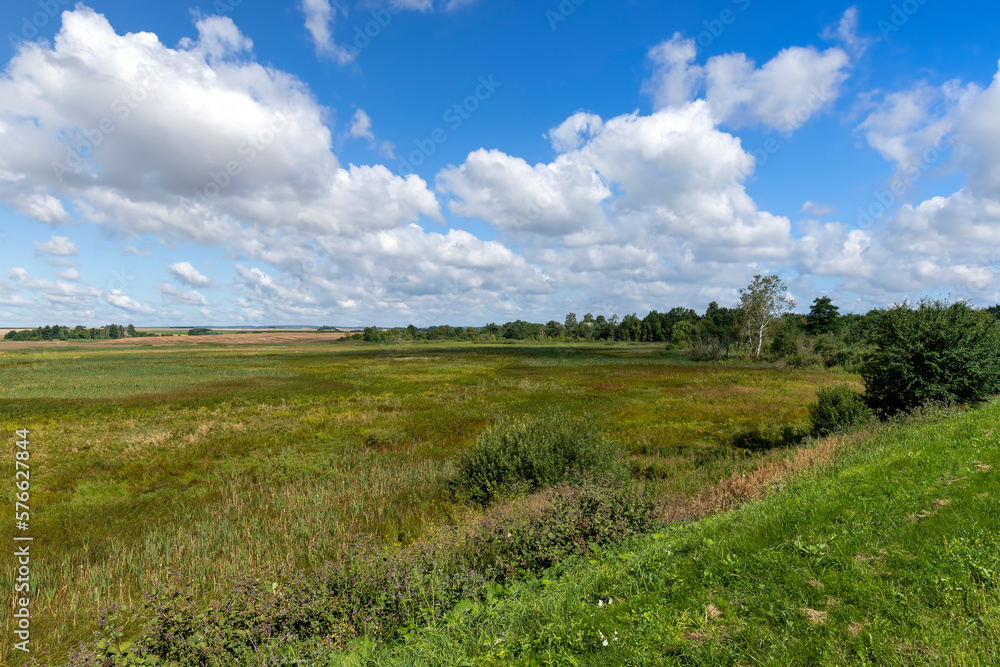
[807,296,840,334]
[696,302,741,358]
[619,314,641,342]
[363,326,386,342]
[593,315,609,340]
[739,274,796,361]
[126,324,137,337]
[564,313,578,330]
[861,299,1000,416]
[671,320,696,348]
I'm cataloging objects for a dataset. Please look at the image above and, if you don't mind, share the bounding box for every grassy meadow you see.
[0,340,857,664]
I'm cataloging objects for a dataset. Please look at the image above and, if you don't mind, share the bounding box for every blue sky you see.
[0,0,999,326]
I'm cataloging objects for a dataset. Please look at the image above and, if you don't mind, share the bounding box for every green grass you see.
[371,402,1000,666]
[0,342,855,665]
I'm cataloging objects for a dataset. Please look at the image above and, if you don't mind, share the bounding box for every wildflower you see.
[597,599,604,607]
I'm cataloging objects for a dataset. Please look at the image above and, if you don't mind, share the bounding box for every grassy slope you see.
[370,403,1000,666]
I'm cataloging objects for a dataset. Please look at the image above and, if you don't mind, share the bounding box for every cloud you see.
[168,261,213,288]
[106,289,155,314]
[300,0,356,64]
[349,109,375,142]
[856,80,978,176]
[11,189,69,224]
[547,112,604,153]
[801,201,836,217]
[58,268,81,281]
[0,7,442,244]
[441,102,789,259]
[34,235,78,256]
[159,283,210,306]
[645,34,851,133]
[643,34,703,109]
[821,6,870,58]
[178,15,253,61]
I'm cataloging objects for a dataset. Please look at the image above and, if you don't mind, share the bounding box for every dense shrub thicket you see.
[861,300,1000,416]
[450,411,627,504]
[807,384,871,436]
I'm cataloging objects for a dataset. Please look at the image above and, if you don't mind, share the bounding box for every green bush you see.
[861,300,1000,416]
[786,352,824,369]
[465,477,659,580]
[807,384,871,437]
[451,411,626,504]
[826,345,867,372]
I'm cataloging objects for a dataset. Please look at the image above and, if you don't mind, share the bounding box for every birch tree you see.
[739,274,796,361]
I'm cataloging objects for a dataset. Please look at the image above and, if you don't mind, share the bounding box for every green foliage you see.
[739,274,796,361]
[807,384,871,436]
[806,296,841,334]
[187,327,213,336]
[2,324,135,341]
[861,299,1000,416]
[363,326,387,342]
[451,412,627,505]
[463,477,659,580]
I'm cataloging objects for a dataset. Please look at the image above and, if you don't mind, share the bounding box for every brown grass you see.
[661,431,849,523]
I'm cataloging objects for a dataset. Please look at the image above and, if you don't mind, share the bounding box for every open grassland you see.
[0,341,856,665]
[0,330,347,350]
[376,402,1000,666]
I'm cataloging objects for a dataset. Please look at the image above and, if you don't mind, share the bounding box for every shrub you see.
[463,476,659,580]
[807,384,871,437]
[786,352,824,369]
[825,345,867,372]
[450,411,626,505]
[861,299,1000,416]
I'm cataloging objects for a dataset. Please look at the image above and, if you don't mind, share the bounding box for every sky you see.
[0,0,999,327]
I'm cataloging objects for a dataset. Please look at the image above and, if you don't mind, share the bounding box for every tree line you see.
[2,324,156,341]
[348,275,1000,377]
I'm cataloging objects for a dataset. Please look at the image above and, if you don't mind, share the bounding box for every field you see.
[0,340,857,665]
